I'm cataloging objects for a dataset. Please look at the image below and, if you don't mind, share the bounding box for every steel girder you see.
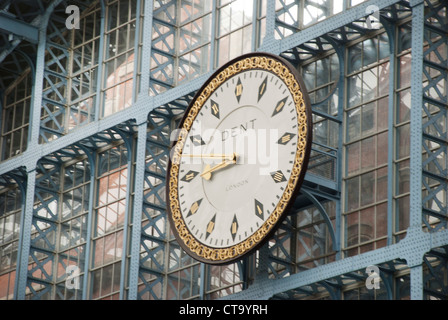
[0,11,38,43]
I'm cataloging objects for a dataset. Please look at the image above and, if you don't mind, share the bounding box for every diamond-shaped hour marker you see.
[230,215,239,241]
[210,99,220,119]
[271,170,286,183]
[254,199,264,220]
[181,170,199,182]
[235,78,243,103]
[277,132,296,145]
[272,97,288,117]
[205,214,216,240]
[258,76,268,102]
[187,199,202,218]
[190,135,205,146]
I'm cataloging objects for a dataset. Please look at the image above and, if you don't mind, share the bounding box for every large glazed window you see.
[68,3,102,130]
[1,72,31,160]
[102,0,139,118]
[56,159,91,300]
[216,0,254,67]
[91,144,128,299]
[178,0,213,84]
[394,23,412,241]
[275,0,343,39]
[344,33,391,257]
[0,185,22,300]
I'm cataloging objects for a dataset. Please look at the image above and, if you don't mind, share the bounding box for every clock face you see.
[167,52,312,265]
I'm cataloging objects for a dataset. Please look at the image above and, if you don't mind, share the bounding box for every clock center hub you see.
[202,105,272,212]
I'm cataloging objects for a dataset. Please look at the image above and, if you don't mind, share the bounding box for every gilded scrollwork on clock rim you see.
[167,54,311,263]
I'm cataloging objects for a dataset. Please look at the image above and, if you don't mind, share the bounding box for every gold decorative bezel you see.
[166,52,312,264]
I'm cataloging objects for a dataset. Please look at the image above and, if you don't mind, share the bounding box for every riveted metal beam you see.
[0,12,38,43]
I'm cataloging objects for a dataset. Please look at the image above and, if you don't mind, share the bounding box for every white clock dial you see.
[167,53,312,264]
[179,69,298,249]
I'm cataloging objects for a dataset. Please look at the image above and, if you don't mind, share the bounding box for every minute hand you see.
[200,154,237,180]
[183,153,235,160]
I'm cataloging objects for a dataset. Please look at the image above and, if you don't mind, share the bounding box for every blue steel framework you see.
[0,0,446,300]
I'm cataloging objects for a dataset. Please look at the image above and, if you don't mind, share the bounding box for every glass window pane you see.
[229,28,243,60]
[377,97,388,130]
[399,53,412,89]
[397,159,410,195]
[362,68,378,102]
[363,38,378,67]
[346,211,359,245]
[347,108,360,142]
[361,102,375,135]
[230,1,245,30]
[348,74,362,106]
[378,62,390,96]
[347,142,360,175]
[107,1,118,30]
[101,264,113,296]
[219,5,231,36]
[360,171,375,206]
[91,269,101,299]
[346,176,359,211]
[242,25,252,53]
[398,89,411,124]
[377,132,388,166]
[348,44,362,74]
[360,206,374,240]
[361,136,375,170]
[397,123,410,159]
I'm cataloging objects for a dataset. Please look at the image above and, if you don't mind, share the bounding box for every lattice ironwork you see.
[421,0,447,232]
[423,245,448,299]
[137,94,192,299]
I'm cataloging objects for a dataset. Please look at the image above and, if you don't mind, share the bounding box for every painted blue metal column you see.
[15,168,36,299]
[383,18,396,246]
[118,131,135,300]
[14,1,57,297]
[127,120,148,299]
[410,264,424,300]
[408,0,425,300]
[132,0,142,104]
[94,0,106,122]
[259,0,276,52]
[80,149,96,300]
[335,41,345,261]
[251,0,259,51]
[127,0,155,299]
[9,173,26,299]
[210,0,217,69]
[28,21,51,149]
[199,263,206,299]
[137,0,153,99]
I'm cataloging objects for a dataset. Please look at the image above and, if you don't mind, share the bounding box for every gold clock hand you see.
[182,153,235,161]
[200,153,238,180]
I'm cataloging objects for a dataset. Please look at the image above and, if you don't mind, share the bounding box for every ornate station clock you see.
[166,52,312,265]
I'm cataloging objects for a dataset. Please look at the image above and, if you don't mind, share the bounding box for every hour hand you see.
[200,153,237,180]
